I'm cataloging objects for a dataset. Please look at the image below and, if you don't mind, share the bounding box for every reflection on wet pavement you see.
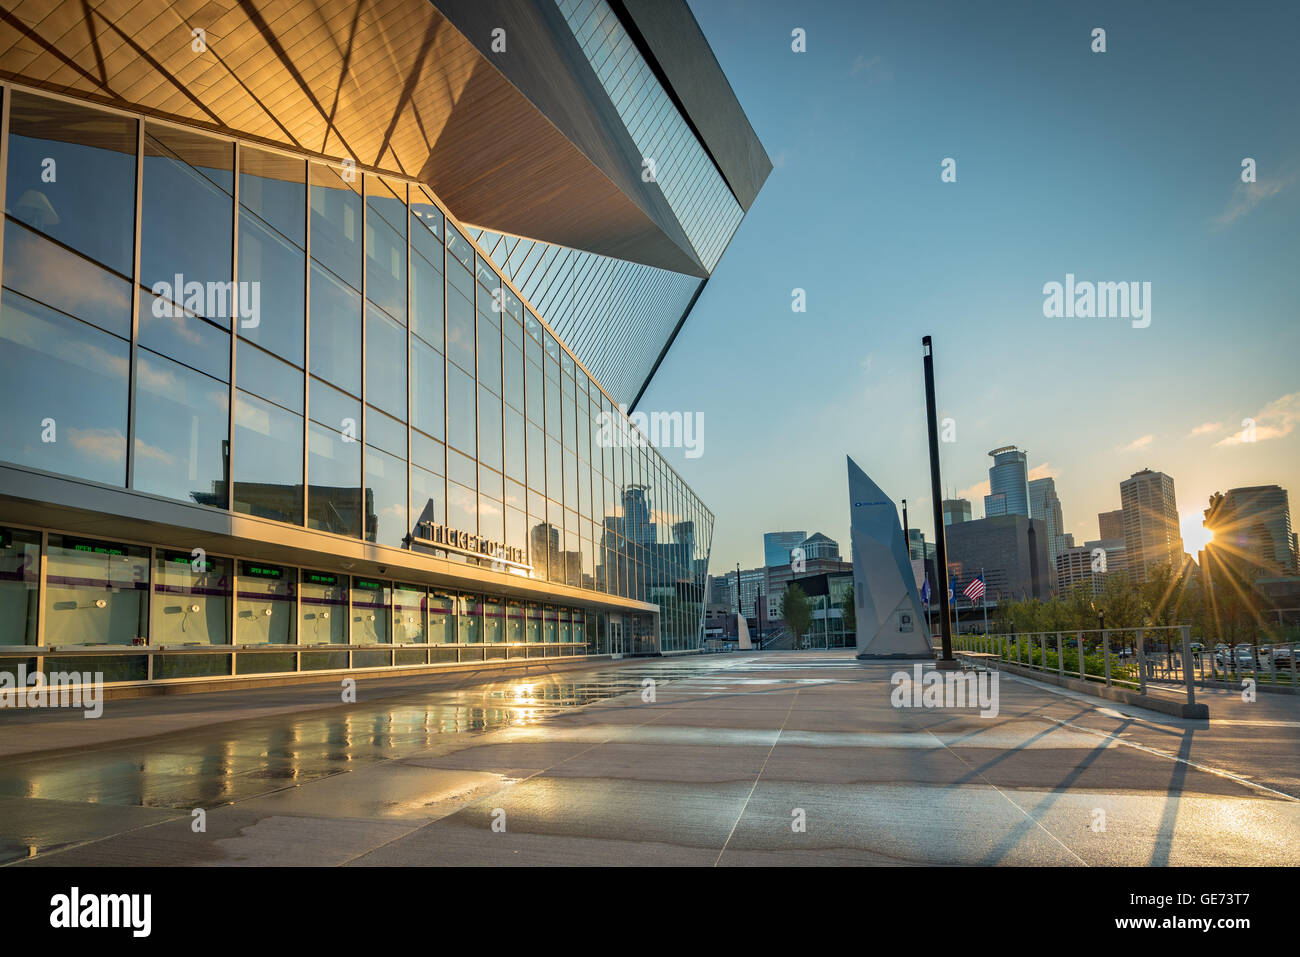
[0,660,727,862]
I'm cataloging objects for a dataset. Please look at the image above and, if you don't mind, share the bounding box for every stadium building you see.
[0,0,769,688]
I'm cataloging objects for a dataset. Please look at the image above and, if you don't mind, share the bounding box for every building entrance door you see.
[608,615,624,658]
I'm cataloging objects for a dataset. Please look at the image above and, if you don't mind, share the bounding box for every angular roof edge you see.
[614,0,772,210]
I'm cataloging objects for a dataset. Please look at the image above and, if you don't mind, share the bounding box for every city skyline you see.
[641,0,1300,574]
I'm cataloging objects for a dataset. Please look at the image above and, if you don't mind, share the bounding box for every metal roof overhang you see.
[0,0,706,277]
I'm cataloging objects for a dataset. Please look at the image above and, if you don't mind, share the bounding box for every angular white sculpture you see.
[737,613,752,649]
[847,456,933,659]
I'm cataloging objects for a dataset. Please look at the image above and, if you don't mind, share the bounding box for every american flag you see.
[963,575,985,602]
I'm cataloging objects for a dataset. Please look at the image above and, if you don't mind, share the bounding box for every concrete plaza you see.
[1,651,1297,866]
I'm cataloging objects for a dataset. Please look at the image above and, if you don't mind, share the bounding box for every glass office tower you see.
[0,0,767,684]
[984,446,1031,518]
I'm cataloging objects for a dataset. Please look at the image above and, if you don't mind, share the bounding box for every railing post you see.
[1136,628,1147,694]
[1181,625,1195,710]
[1103,628,1111,687]
[1057,632,1064,679]
[1076,630,1084,679]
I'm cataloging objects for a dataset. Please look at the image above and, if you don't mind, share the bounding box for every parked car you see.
[1216,646,1258,669]
[1272,646,1295,669]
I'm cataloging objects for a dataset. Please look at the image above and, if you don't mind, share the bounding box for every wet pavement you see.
[1,652,1298,866]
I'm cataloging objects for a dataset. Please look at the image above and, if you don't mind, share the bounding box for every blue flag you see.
[921,578,931,605]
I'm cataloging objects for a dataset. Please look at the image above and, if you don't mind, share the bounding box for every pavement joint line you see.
[1030,714,1300,803]
[713,689,799,868]
[921,726,1089,866]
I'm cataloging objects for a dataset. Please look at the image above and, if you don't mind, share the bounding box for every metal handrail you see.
[950,625,1217,711]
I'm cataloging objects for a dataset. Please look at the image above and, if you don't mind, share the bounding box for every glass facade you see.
[0,88,713,668]
[555,0,744,272]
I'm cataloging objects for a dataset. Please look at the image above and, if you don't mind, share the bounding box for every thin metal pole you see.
[981,566,988,636]
[1137,628,1147,693]
[921,336,953,663]
[1181,625,1195,710]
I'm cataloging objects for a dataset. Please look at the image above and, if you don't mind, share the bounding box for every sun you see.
[1181,515,1214,556]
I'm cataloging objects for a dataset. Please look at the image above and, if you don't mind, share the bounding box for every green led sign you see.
[305,572,338,586]
[241,563,283,580]
[164,551,214,571]
[67,538,127,557]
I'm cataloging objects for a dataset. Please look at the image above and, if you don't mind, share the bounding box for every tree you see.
[839,585,856,638]
[784,584,812,650]
[1097,572,1144,630]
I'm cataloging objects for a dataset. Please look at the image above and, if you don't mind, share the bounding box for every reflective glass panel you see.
[233,390,304,524]
[0,526,40,644]
[133,350,230,507]
[2,219,131,339]
[364,445,406,547]
[300,570,347,644]
[351,578,391,643]
[307,421,360,537]
[141,124,234,325]
[151,551,232,646]
[0,291,128,486]
[236,561,297,644]
[309,262,361,395]
[365,304,406,419]
[44,535,148,646]
[429,590,455,644]
[393,584,425,643]
[410,335,444,441]
[310,163,362,290]
[5,92,136,275]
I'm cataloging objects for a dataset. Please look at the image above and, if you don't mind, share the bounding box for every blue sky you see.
[641,0,1300,573]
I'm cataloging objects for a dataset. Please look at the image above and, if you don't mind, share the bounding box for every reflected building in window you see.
[0,0,767,682]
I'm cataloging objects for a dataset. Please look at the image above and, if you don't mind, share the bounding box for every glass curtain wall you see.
[0,89,713,654]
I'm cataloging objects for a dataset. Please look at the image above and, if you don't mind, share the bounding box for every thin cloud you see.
[849,54,892,83]
[1215,391,1300,446]
[1028,462,1059,481]
[1188,421,1223,437]
[1213,166,1299,227]
[1117,434,1154,452]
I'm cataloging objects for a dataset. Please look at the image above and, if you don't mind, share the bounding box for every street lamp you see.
[921,336,956,669]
